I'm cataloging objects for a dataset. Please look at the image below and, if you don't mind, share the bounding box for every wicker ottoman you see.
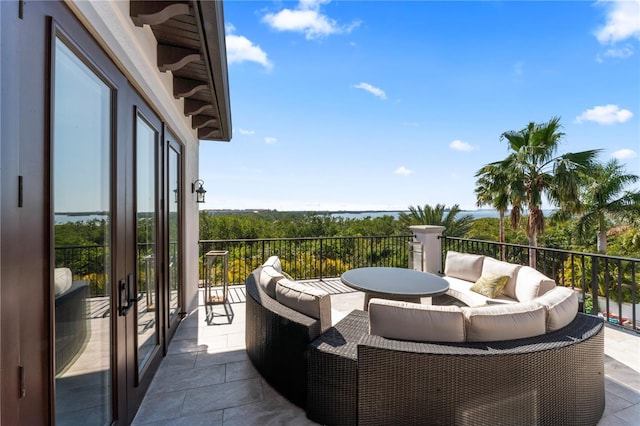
[307,310,369,426]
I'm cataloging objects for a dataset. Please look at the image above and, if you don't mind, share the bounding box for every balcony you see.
[56,236,639,424]
[131,283,639,425]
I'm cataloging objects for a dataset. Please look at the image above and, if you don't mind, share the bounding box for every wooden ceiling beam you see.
[198,127,224,140]
[130,1,191,27]
[173,78,207,99]
[192,115,219,129]
[157,44,201,72]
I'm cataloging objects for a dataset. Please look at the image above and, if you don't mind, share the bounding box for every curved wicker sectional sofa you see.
[245,265,325,408]
[245,257,605,426]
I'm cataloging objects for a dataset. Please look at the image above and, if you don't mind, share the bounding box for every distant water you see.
[329,210,556,220]
[55,213,108,224]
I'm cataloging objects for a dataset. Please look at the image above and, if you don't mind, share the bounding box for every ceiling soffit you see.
[130,0,231,141]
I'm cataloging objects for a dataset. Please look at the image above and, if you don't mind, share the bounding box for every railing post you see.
[410,225,445,274]
[369,237,373,266]
[591,255,599,315]
[320,238,324,280]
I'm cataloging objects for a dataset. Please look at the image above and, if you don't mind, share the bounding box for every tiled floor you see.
[133,288,640,426]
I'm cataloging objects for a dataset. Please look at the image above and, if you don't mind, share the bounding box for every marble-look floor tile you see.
[132,391,186,425]
[157,352,198,372]
[166,338,211,355]
[135,410,223,426]
[611,402,640,424]
[225,359,259,382]
[597,413,637,426]
[222,398,315,426]
[604,390,637,417]
[148,364,226,395]
[194,349,248,368]
[181,377,263,416]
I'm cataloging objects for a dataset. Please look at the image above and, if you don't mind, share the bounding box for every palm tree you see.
[490,116,600,266]
[576,159,640,254]
[398,203,473,237]
[474,164,511,245]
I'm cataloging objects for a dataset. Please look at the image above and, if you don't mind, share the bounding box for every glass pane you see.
[168,147,180,322]
[136,116,159,373]
[53,37,112,425]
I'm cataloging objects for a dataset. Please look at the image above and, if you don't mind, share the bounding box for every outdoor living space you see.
[132,283,640,426]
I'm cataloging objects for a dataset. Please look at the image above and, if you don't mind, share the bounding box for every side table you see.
[204,250,229,305]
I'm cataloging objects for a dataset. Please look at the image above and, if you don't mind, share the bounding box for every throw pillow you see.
[470,274,509,299]
[281,270,295,281]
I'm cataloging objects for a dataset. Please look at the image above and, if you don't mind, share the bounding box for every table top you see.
[340,267,449,298]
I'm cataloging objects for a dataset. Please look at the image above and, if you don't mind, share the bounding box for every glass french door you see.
[135,112,161,376]
[166,132,183,337]
[51,26,182,425]
[52,35,113,426]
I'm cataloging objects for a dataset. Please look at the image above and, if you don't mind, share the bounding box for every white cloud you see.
[226,24,273,69]
[264,137,278,144]
[352,82,387,99]
[611,149,638,159]
[595,0,640,44]
[603,44,635,58]
[394,166,414,176]
[449,140,476,152]
[262,0,360,40]
[238,128,255,135]
[575,104,633,125]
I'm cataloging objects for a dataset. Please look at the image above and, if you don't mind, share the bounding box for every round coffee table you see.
[340,267,449,310]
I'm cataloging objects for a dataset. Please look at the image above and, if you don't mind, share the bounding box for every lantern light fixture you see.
[192,179,206,203]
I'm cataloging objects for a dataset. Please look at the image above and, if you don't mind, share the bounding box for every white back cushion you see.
[275,279,332,333]
[514,266,556,302]
[535,286,578,332]
[369,299,465,343]
[481,257,521,300]
[54,267,73,296]
[444,251,484,283]
[258,266,284,298]
[462,302,546,342]
[262,255,282,273]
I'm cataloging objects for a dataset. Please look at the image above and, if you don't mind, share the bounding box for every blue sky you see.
[199,0,640,211]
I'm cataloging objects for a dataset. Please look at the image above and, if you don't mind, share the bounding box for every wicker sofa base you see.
[307,310,367,426]
[308,310,604,426]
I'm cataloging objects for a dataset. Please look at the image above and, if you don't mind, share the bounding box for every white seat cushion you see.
[462,302,547,342]
[262,255,282,273]
[369,299,465,343]
[481,257,522,300]
[444,251,484,283]
[258,266,284,298]
[444,276,489,307]
[535,286,579,332]
[514,266,556,302]
[275,279,332,333]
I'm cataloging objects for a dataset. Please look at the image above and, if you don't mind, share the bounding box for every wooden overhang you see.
[130,0,232,141]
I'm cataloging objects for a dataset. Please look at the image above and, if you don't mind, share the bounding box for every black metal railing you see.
[55,235,639,332]
[442,236,639,333]
[199,235,414,285]
[55,244,109,298]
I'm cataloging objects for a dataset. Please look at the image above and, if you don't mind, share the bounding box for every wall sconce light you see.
[192,179,206,204]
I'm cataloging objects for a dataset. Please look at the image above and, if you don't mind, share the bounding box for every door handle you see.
[119,274,143,316]
[127,273,142,304]
[119,278,131,316]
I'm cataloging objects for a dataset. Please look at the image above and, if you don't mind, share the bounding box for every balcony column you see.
[410,225,445,274]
